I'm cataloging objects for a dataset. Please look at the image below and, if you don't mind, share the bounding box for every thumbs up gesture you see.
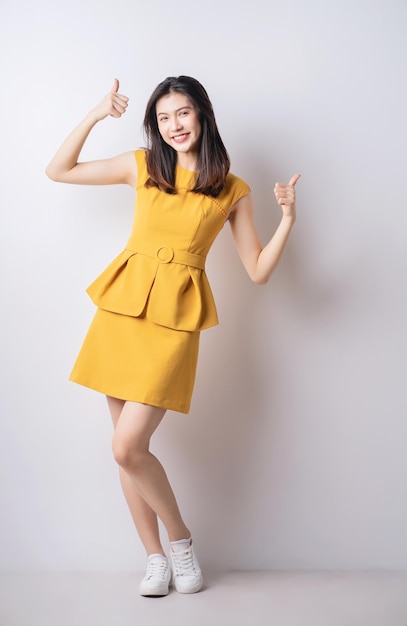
[274,174,301,219]
[90,79,129,122]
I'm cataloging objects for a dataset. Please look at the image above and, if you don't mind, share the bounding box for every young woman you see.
[46,76,300,597]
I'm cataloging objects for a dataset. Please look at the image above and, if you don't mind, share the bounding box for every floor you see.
[1,571,406,626]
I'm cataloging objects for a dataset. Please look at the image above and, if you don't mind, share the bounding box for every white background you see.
[1,0,406,572]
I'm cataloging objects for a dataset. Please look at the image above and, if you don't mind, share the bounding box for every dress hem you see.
[69,376,191,414]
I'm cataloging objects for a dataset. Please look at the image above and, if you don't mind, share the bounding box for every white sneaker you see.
[170,539,203,594]
[139,555,172,597]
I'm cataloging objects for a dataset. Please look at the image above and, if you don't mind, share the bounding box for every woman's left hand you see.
[274,174,301,219]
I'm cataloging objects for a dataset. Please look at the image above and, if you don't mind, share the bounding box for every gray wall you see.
[1,0,406,571]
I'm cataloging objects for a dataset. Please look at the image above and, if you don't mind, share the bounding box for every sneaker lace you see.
[172,547,197,576]
[146,559,168,581]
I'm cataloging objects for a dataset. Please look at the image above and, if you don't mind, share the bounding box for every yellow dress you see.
[69,150,250,413]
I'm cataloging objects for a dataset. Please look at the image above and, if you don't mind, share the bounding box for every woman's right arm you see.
[45,79,137,187]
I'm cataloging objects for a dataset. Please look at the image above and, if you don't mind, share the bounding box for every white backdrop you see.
[1,0,406,572]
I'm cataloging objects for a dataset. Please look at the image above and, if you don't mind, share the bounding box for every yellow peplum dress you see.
[69,150,250,413]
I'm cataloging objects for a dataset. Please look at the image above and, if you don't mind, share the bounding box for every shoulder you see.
[217,171,251,206]
[135,148,148,165]
[134,149,149,185]
[225,172,251,194]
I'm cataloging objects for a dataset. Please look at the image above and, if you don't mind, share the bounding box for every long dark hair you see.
[143,76,230,197]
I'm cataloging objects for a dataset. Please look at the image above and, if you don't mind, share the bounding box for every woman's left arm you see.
[229,175,300,285]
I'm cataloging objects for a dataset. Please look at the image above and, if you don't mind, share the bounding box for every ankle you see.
[170,537,191,547]
[147,552,167,560]
[168,529,191,543]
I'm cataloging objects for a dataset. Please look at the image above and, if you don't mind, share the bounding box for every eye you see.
[158,116,168,123]
[180,110,189,116]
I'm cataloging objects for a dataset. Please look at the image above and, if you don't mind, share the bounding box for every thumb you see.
[111,78,119,93]
[288,174,301,187]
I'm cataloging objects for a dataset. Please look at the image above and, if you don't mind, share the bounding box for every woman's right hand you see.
[90,79,129,121]
[45,79,136,186]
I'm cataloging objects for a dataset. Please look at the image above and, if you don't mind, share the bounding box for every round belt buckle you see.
[157,246,174,263]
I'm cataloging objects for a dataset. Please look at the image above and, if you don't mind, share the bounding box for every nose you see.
[170,115,183,132]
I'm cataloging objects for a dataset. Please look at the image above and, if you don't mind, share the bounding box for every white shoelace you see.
[171,547,197,576]
[145,559,169,581]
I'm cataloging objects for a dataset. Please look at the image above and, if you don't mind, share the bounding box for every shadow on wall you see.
[150,154,290,562]
[243,146,359,324]
[153,150,356,568]
[154,269,269,566]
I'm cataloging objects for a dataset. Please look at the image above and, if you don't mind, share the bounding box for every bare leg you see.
[107,396,165,556]
[107,396,190,551]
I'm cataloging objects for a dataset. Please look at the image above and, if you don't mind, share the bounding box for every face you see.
[156,92,201,164]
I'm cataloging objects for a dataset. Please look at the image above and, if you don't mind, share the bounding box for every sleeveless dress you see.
[69,150,250,413]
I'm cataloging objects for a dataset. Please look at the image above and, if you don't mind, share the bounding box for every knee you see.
[112,433,146,472]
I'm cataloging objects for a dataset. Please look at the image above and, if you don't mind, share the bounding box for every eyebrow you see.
[157,106,193,116]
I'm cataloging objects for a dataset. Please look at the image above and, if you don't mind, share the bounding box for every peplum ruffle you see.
[86,245,219,332]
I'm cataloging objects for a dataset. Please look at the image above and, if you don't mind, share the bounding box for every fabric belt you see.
[126,244,206,270]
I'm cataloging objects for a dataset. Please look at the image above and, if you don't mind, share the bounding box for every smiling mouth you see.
[172,133,190,143]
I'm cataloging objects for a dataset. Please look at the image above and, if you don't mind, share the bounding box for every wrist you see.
[85,109,103,125]
[281,213,296,226]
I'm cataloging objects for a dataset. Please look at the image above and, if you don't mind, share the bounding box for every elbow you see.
[251,273,269,286]
[253,277,269,286]
[246,261,270,285]
[45,165,57,181]
[45,162,65,182]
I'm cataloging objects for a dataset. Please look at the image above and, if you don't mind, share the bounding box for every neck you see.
[177,152,198,172]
